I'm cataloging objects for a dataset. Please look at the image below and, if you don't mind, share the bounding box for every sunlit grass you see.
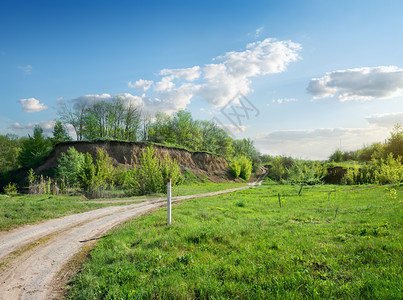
[0,194,110,231]
[67,183,403,299]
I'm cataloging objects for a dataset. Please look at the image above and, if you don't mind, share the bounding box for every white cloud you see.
[18,98,48,112]
[124,38,301,113]
[365,112,403,128]
[255,126,389,160]
[272,97,298,104]
[159,66,201,82]
[9,122,24,130]
[255,26,264,38]
[128,79,154,91]
[17,65,32,74]
[8,121,56,133]
[307,66,403,101]
[217,123,247,134]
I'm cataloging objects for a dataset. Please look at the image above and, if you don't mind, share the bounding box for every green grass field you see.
[0,182,247,231]
[66,182,402,299]
[0,194,109,231]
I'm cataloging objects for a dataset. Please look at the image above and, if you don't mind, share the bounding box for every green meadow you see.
[66,182,403,299]
[0,182,247,231]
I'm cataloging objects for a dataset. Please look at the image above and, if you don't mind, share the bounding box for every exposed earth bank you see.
[37,141,231,182]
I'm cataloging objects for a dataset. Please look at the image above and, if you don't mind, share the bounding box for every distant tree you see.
[232,138,261,165]
[52,121,72,144]
[18,126,52,168]
[0,134,23,171]
[287,160,325,195]
[385,124,403,160]
[329,150,343,162]
[58,101,88,141]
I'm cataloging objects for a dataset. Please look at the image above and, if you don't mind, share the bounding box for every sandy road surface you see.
[0,185,252,299]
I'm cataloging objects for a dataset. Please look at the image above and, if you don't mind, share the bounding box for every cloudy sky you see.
[1,0,402,160]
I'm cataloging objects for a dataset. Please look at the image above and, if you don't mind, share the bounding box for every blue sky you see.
[1,0,402,159]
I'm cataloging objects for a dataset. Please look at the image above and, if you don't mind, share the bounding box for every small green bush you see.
[231,156,252,181]
[3,182,18,195]
[230,160,241,178]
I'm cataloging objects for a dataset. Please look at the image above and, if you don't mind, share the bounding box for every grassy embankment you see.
[0,182,247,231]
[67,182,402,299]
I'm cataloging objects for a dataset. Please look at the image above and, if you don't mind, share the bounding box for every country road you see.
[0,185,256,300]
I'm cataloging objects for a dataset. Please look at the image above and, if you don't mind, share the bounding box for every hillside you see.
[36,141,231,182]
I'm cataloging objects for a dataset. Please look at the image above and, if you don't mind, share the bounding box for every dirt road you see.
[0,186,251,299]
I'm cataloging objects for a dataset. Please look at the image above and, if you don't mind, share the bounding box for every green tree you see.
[136,146,164,195]
[385,124,403,160]
[329,150,343,162]
[94,148,115,188]
[0,134,23,171]
[287,160,325,195]
[56,147,85,187]
[18,126,52,168]
[232,138,261,166]
[161,155,182,192]
[52,121,72,144]
[78,153,96,194]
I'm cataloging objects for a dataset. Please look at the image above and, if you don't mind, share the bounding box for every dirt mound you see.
[37,141,231,182]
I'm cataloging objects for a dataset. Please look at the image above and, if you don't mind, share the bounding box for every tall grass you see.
[67,183,403,299]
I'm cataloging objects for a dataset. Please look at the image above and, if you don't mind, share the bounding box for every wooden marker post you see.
[167,178,171,225]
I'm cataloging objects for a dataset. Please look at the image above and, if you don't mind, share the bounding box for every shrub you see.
[230,160,241,178]
[231,156,252,181]
[78,153,96,194]
[238,156,252,181]
[3,182,18,195]
[56,147,85,187]
[136,146,164,195]
[127,146,182,195]
[94,148,115,189]
[161,155,182,192]
[341,165,360,185]
[373,153,403,184]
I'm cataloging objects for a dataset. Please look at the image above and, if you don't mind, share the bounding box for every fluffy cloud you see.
[365,112,403,128]
[9,122,24,130]
[18,98,48,112]
[307,66,403,101]
[128,79,153,91]
[255,126,389,160]
[159,66,201,82]
[8,121,56,132]
[127,38,301,113]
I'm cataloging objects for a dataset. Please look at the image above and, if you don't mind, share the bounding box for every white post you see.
[167,178,171,225]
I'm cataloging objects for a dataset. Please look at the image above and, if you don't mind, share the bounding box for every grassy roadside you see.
[66,183,402,299]
[0,194,111,231]
[0,182,247,231]
[85,182,248,202]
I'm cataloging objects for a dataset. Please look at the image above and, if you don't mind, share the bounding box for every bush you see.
[78,153,96,194]
[126,146,182,195]
[56,147,85,187]
[230,160,241,178]
[136,146,164,195]
[373,153,403,184]
[231,156,252,181]
[161,155,182,192]
[3,182,18,195]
